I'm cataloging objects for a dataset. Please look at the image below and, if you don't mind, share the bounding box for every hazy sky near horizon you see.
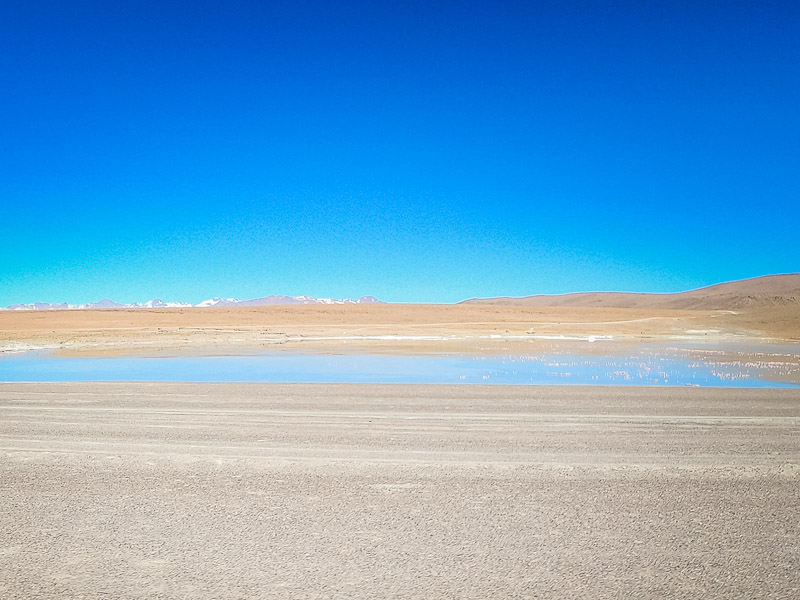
[2,1,798,305]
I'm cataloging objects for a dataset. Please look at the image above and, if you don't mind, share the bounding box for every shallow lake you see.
[1,345,798,387]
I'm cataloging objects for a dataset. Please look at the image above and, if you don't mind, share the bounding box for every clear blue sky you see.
[2,0,798,305]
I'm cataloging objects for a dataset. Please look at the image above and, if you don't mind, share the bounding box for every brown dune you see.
[461,273,800,310]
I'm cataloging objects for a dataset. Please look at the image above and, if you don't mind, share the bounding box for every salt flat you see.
[1,383,799,599]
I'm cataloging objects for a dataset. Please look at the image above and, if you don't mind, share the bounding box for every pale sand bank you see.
[1,383,798,598]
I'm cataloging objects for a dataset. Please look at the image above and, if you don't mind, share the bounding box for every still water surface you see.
[1,347,798,388]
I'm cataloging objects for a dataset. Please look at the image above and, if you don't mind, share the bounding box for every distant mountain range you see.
[461,274,800,310]
[7,274,799,312]
[3,295,383,311]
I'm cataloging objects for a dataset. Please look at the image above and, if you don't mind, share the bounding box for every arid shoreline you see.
[2,303,798,357]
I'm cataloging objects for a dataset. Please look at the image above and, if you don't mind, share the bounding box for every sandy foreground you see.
[1,303,798,356]
[1,382,799,599]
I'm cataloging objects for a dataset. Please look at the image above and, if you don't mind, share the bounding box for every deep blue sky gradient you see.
[2,1,798,304]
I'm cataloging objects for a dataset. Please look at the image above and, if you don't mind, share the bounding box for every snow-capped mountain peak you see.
[196,298,241,307]
[4,295,384,311]
[87,299,125,309]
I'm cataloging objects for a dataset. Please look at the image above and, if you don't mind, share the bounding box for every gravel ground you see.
[1,382,799,599]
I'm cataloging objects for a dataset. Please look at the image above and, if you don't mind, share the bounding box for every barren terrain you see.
[3,275,797,357]
[1,302,798,357]
[463,273,800,310]
[1,383,798,599]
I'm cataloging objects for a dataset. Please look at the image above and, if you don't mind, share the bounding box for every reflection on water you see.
[1,346,798,387]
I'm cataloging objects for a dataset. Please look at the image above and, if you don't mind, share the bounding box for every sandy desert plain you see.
[1,275,799,598]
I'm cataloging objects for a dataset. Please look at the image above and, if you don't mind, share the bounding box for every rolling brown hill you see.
[461,274,800,310]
